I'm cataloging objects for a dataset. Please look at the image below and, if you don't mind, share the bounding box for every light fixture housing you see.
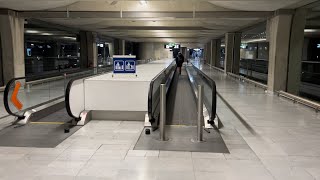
[139,0,147,5]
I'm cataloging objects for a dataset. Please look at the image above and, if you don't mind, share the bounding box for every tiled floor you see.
[196,63,320,180]
[1,62,320,179]
[0,119,273,180]
[1,93,316,179]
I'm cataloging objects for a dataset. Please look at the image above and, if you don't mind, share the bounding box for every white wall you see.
[139,42,173,60]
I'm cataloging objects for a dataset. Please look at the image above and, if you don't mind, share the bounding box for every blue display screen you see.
[27,48,32,56]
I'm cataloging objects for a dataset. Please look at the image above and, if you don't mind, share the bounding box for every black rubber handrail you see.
[191,63,217,124]
[25,67,99,82]
[147,61,176,126]
[65,77,80,119]
[3,77,27,119]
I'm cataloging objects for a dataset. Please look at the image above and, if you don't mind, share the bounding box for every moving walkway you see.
[135,62,227,153]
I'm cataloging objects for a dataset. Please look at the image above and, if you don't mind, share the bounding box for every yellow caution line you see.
[30,122,65,125]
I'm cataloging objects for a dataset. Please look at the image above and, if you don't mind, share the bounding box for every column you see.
[203,44,206,62]
[181,47,187,61]
[0,39,3,86]
[80,31,97,68]
[224,33,234,73]
[211,39,221,67]
[287,9,307,95]
[210,40,214,66]
[139,42,155,60]
[109,42,114,57]
[267,11,293,92]
[233,33,241,75]
[120,40,125,55]
[224,33,241,74]
[113,39,120,55]
[206,41,211,65]
[87,33,97,68]
[0,11,25,84]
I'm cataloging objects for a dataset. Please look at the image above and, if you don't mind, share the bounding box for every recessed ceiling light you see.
[25,30,40,34]
[63,36,77,40]
[304,29,317,33]
[109,1,118,5]
[41,33,53,36]
[139,0,147,5]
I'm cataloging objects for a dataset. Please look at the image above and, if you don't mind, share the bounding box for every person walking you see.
[175,52,185,75]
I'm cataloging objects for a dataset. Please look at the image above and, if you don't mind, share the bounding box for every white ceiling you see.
[0,0,318,46]
[0,0,309,11]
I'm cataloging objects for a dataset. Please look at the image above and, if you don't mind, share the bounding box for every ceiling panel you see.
[1,0,315,45]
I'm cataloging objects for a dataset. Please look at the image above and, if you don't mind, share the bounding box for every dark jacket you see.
[176,54,184,67]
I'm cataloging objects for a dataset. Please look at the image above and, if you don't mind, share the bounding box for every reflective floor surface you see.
[0,62,320,179]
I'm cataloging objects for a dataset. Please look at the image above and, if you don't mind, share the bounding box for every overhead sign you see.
[113,55,136,74]
[164,43,180,49]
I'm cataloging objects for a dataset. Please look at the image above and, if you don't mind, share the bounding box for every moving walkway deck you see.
[166,67,197,126]
[134,64,228,153]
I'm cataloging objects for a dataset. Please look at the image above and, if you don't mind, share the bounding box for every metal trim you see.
[278,90,320,112]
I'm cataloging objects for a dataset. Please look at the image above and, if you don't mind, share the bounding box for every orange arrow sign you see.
[11,81,23,110]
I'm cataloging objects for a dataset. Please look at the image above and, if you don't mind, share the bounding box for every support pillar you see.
[225,33,233,73]
[209,40,213,65]
[88,33,97,68]
[211,39,221,68]
[203,45,206,63]
[113,39,120,55]
[206,41,211,65]
[0,38,3,86]
[109,42,114,57]
[80,31,97,68]
[120,40,125,55]
[0,11,25,84]
[267,11,293,92]
[181,47,187,61]
[233,33,241,75]
[287,9,307,95]
[224,33,241,74]
[139,42,155,60]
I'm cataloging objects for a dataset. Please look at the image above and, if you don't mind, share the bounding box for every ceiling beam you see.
[19,11,273,19]
[99,26,214,30]
[0,8,16,15]
[299,0,320,9]
[129,38,205,43]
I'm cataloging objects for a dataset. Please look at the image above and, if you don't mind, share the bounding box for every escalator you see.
[135,63,229,153]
